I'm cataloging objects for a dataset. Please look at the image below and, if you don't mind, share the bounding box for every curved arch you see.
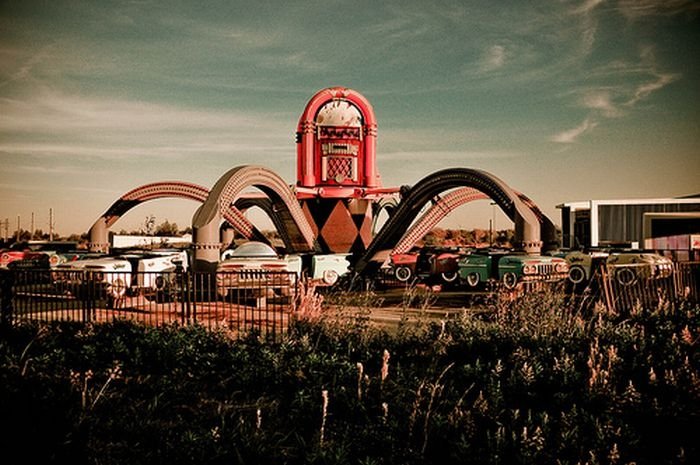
[88,181,264,253]
[354,168,542,274]
[391,188,559,255]
[392,187,487,254]
[192,165,317,271]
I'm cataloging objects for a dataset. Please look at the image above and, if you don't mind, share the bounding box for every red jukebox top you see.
[296,87,379,194]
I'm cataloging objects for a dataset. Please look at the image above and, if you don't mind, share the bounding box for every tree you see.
[141,215,156,236]
[155,220,179,236]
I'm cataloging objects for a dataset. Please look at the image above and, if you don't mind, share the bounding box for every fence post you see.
[0,269,14,329]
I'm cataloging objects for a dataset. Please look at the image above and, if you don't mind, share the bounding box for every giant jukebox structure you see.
[88,87,557,273]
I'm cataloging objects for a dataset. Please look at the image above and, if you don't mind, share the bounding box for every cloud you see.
[379,150,520,162]
[617,0,700,19]
[582,90,622,117]
[551,118,598,143]
[625,72,679,106]
[480,45,506,72]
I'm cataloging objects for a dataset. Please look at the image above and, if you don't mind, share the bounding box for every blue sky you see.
[1,0,699,236]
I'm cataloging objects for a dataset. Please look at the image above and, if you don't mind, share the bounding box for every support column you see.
[88,218,109,253]
[193,209,222,273]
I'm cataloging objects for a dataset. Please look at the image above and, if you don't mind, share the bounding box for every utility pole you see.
[16,215,20,241]
[49,208,54,241]
[31,212,35,240]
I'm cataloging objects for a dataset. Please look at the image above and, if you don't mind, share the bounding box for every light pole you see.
[490,202,497,246]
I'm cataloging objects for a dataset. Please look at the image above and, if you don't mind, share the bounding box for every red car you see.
[1,241,80,268]
[390,248,461,284]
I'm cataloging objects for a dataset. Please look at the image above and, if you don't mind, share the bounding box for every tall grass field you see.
[1,290,698,464]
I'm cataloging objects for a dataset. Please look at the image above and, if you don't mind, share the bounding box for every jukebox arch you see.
[88,181,266,253]
[192,165,317,271]
[354,168,543,274]
[391,188,558,256]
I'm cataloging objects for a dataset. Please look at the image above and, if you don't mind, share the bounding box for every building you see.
[558,196,700,260]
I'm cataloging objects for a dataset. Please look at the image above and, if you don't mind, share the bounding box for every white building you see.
[557,196,700,260]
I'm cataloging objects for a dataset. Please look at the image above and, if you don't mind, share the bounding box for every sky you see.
[1,0,699,237]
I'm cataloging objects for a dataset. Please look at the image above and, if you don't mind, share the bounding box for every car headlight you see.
[523,264,537,275]
[556,262,568,273]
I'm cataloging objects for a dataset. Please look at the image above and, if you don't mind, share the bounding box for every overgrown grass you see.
[1,290,698,465]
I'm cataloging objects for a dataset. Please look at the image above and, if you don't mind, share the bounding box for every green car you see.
[458,251,569,289]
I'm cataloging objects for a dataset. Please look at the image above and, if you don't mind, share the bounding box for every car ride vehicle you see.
[389,247,462,285]
[556,250,610,285]
[307,253,351,286]
[458,250,569,289]
[605,251,674,286]
[53,249,188,307]
[216,241,302,299]
[1,241,79,268]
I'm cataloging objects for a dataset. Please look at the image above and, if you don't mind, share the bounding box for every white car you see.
[218,242,351,295]
[308,253,351,286]
[557,250,610,284]
[606,252,674,286]
[217,242,302,299]
[53,249,188,306]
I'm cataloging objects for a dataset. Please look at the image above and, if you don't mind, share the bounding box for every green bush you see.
[1,295,698,464]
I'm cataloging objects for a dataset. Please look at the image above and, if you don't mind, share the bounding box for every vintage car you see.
[53,249,189,306]
[1,241,79,268]
[220,242,351,288]
[389,248,461,284]
[458,251,569,289]
[307,253,351,286]
[606,252,674,286]
[556,250,610,284]
[217,241,302,299]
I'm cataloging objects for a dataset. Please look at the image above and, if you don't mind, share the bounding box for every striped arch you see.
[355,168,542,274]
[391,188,558,255]
[88,181,264,253]
[392,187,487,254]
[192,165,317,271]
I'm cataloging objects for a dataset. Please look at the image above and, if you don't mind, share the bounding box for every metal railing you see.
[1,263,698,335]
[596,261,699,314]
[0,269,299,341]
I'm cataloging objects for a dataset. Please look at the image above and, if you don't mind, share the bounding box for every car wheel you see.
[502,272,518,290]
[395,266,412,282]
[441,271,458,283]
[322,269,339,286]
[616,268,637,286]
[568,265,586,284]
[466,272,480,287]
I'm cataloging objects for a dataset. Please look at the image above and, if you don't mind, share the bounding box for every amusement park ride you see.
[88,87,558,275]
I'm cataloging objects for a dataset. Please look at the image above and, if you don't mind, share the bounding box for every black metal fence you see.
[0,269,299,341]
[2,262,698,337]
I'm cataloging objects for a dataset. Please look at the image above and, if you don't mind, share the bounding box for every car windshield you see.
[230,242,277,258]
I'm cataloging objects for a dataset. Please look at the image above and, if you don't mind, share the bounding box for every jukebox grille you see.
[326,157,354,182]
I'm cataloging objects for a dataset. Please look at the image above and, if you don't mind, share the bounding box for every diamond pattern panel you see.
[319,201,359,253]
[326,157,353,182]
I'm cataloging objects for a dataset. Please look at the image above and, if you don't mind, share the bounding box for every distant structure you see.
[558,196,700,260]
